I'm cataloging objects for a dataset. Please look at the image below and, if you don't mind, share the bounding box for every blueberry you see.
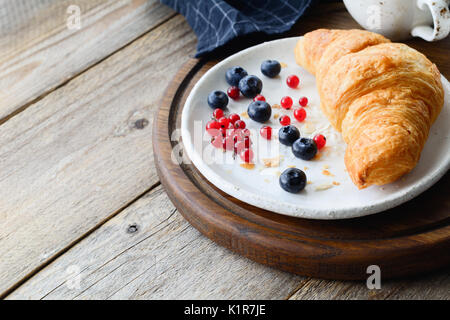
[261,60,281,78]
[278,125,300,146]
[239,75,263,99]
[207,90,228,110]
[247,101,272,123]
[279,168,307,193]
[292,138,318,160]
[226,66,248,87]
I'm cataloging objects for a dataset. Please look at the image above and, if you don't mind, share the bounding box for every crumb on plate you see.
[240,163,255,170]
[262,156,280,168]
[303,121,316,134]
[240,111,249,119]
[315,184,333,191]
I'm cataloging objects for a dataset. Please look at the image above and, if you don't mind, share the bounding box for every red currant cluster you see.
[279,75,308,126]
[279,95,307,126]
[246,75,310,140]
[214,72,326,167]
[205,108,254,163]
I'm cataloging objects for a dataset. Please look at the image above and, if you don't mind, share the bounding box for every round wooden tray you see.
[153,59,450,280]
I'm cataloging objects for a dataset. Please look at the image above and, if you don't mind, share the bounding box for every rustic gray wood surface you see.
[1,0,449,300]
[0,0,175,121]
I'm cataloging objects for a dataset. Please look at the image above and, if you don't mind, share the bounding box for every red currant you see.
[233,133,243,143]
[243,136,252,148]
[226,127,236,138]
[253,94,266,102]
[260,126,272,140]
[240,149,254,163]
[235,141,246,154]
[279,115,291,126]
[218,117,230,128]
[213,108,224,119]
[228,113,240,124]
[227,86,240,100]
[299,96,308,107]
[223,136,235,151]
[240,128,251,138]
[234,120,246,129]
[211,135,223,148]
[206,120,220,136]
[313,134,327,150]
[294,108,307,122]
[280,96,293,110]
[223,123,234,137]
[286,75,299,88]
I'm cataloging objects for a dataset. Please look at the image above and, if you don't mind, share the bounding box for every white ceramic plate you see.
[181,37,450,220]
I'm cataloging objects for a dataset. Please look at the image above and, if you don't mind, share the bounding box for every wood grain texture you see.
[288,271,450,300]
[0,0,175,121]
[7,185,305,300]
[0,15,196,297]
[9,184,449,300]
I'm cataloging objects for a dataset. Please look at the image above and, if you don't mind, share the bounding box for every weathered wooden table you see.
[1,0,448,300]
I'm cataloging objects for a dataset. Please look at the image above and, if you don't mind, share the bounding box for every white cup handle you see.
[412,0,450,41]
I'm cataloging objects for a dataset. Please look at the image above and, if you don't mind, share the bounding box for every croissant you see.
[294,29,444,189]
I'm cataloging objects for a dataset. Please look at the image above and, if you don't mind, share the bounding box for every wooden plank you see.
[7,185,304,300]
[9,183,448,299]
[288,272,450,300]
[0,15,196,297]
[0,0,175,121]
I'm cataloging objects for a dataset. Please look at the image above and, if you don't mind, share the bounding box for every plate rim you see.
[181,37,450,220]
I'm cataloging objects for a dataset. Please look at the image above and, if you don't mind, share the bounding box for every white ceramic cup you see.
[343,0,450,41]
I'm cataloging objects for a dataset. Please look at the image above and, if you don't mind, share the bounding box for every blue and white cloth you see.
[161,0,315,57]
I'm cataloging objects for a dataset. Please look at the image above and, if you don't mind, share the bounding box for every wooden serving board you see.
[153,58,450,280]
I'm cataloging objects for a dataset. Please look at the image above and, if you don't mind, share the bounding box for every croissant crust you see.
[294,29,444,189]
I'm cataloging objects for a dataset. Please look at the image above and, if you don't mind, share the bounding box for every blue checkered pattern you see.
[161,0,315,57]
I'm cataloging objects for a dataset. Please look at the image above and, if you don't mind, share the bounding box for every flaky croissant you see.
[294,29,444,189]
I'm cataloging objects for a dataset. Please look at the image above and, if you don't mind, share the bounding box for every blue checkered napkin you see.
[161,0,314,57]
